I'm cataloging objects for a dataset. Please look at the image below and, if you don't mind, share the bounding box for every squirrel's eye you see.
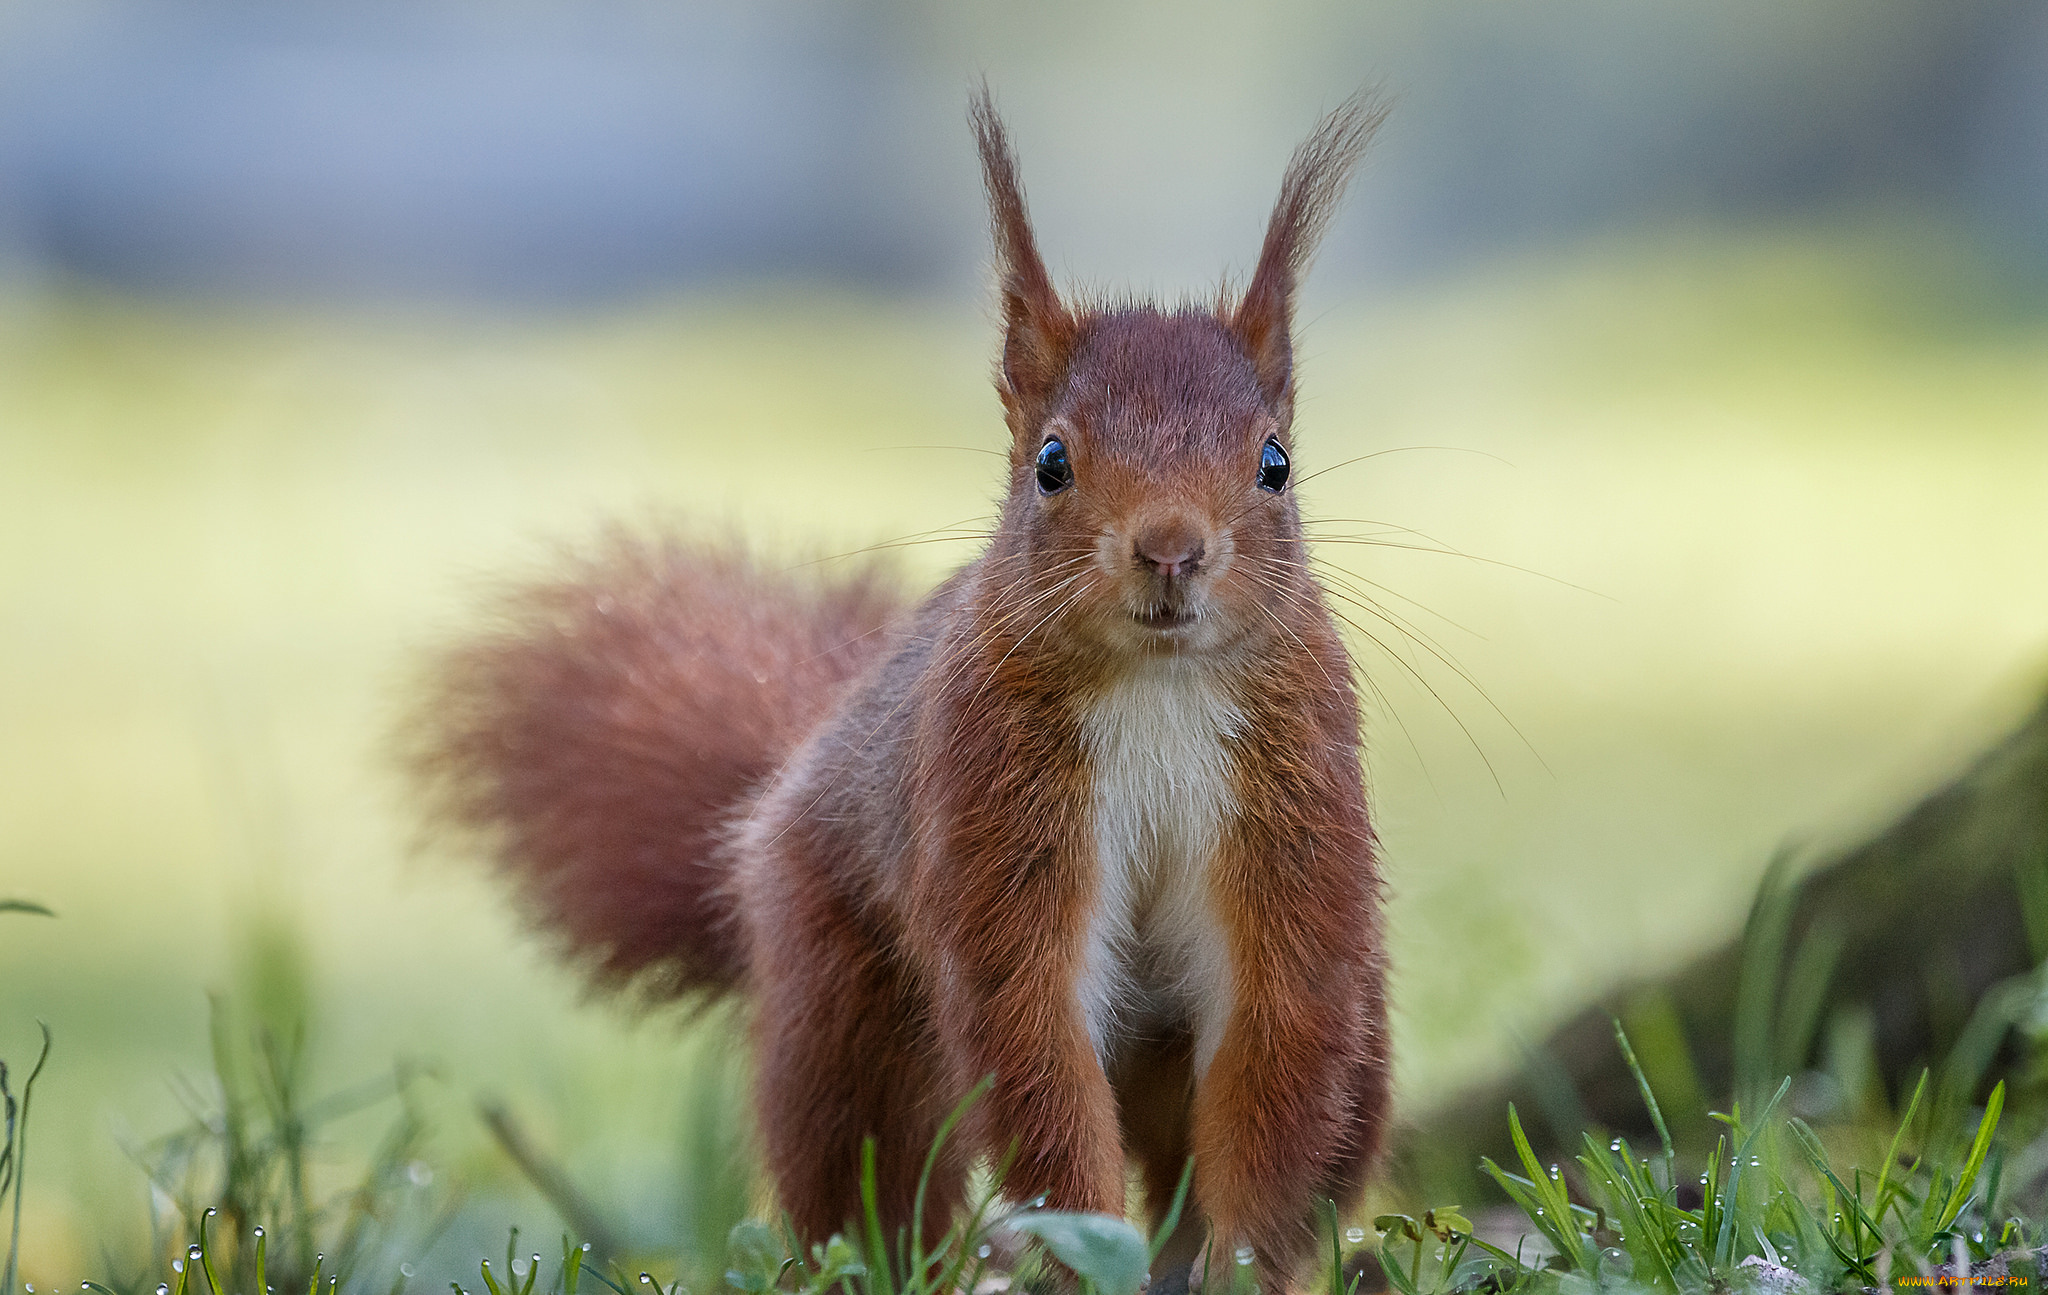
[1035,438,1073,495]
[1258,437,1290,493]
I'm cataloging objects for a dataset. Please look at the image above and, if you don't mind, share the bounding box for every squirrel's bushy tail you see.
[407,530,902,1000]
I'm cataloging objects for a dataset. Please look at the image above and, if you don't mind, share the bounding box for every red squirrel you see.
[413,90,1391,1292]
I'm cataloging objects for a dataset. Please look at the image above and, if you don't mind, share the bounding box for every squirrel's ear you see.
[972,88,1078,433]
[1231,92,1388,415]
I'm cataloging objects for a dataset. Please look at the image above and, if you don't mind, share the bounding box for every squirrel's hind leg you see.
[746,872,964,1246]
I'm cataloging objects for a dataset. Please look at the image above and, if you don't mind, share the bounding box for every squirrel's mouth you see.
[1133,605,1197,631]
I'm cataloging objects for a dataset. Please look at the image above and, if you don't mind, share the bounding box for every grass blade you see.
[911,1075,993,1279]
[1934,1082,2004,1233]
[1713,1076,1790,1267]
[479,1099,624,1259]
[1481,1159,1583,1272]
[932,1141,1018,1295]
[1787,1120,1885,1282]
[2,1023,51,1295]
[1733,853,1798,1105]
[1576,1133,1679,1295]
[196,1209,224,1295]
[1149,1159,1195,1267]
[1874,1071,1929,1229]
[859,1138,896,1295]
[1504,1099,1590,1265]
[1324,1198,1343,1295]
[1612,1018,1675,1167]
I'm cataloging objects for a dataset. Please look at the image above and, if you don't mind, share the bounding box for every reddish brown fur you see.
[412,91,1390,1294]
[1194,652,1389,1280]
[408,531,903,997]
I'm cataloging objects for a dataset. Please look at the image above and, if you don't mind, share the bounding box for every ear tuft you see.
[1231,92,1389,414]
[971,85,1078,433]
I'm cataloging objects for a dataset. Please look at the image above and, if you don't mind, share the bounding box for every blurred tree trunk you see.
[1394,689,2048,1199]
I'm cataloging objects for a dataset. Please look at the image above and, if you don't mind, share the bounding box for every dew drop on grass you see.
[1233,1248,1255,1267]
[1344,1228,1366,1245]
[157,1286,170,1295]
[640,1276,655,1287]
[1749,1157,1762,1167]
[977,1246,993,1260]
[170,1266,183,1277]
[254,1227,265,1238]
[581,1245,593,1255]
[1610,1139,1622,1152]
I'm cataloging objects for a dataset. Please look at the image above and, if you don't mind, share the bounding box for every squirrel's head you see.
[971,89,1386,661]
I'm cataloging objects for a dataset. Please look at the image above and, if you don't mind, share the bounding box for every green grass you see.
[21,1003,2035,1295]
[2,217,2047,1275]
[1382,1054,2032,1295]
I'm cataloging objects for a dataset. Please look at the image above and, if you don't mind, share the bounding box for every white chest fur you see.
[1075,660,1242,1074]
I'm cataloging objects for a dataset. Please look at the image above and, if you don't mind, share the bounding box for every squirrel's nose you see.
[1134,521,1206,580]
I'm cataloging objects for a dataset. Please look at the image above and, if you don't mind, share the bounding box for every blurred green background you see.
[1,0,2045,1277]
